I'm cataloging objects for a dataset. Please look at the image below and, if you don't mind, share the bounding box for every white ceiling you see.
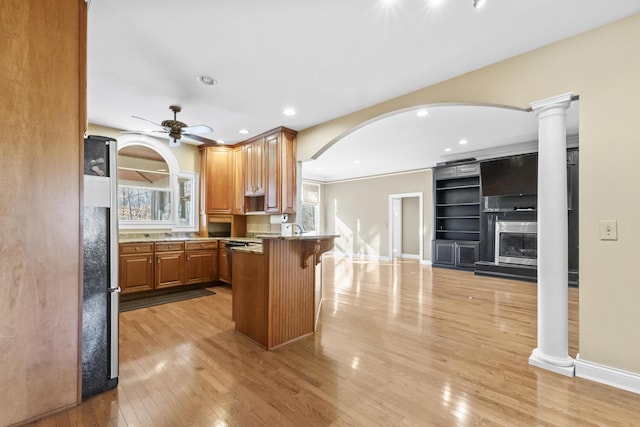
[303,103,579,181]
[87,1,639,181]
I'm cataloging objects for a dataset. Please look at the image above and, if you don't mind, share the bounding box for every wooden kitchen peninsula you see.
[231,234,337,350]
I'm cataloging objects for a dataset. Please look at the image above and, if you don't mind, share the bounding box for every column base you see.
[529,348,575,377]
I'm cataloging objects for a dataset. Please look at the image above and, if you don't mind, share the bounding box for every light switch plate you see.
[599,220,618,240]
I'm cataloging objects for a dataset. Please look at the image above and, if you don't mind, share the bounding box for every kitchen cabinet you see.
[199,126,298,219]
[119,243,154,294]
[264,129,297,214]
[185,241,218,285]
[119,240,221,292]
[232,145,245,214]
[155,242,185,289]
[218,242,230,284]
[244,138,265,196]
[201,146,234,214]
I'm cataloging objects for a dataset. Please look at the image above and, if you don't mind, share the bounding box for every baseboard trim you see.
[575,354,640,395]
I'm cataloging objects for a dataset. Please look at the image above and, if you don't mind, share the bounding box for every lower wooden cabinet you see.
[185,241,218,285]
[119,243,154,294]
[119,240,219,294]
[218,243,230,284]
[433,240,479,269]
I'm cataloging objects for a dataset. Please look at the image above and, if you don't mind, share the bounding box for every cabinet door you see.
[119,253,154,294]
[280,131,297,214]
[218,244,230,283]
[205,147,234,214]
[232,146,245,214]
[185,250,217,285]
[264,133,281,213]
[245,139,265,196]
[455,242,479,268]
[156,251,185,289]
[433,241,455,265]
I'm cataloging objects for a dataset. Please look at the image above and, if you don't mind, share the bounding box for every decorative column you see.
[528,93,575,377]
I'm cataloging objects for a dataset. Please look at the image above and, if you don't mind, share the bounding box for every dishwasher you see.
[225,241,251,283]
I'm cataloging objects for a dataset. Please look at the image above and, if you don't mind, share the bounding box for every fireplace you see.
[495,221,537,266]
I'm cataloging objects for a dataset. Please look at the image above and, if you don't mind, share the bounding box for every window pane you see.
[177,177,192,226]
[300,203,317,232]
[118,187,171,221]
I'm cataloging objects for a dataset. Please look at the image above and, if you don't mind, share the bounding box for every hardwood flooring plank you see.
[26,258,640,426]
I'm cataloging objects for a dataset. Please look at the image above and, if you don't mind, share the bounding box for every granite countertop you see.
[258,233,339,240]
[119,232,264,244]
[231,244,264,255]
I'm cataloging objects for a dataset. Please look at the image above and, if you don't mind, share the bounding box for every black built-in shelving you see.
[433,163,481,269]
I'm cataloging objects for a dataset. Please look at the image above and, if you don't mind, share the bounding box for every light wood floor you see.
[29,258,640,426]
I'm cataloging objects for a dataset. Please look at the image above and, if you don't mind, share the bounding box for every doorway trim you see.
[388,192,423,262]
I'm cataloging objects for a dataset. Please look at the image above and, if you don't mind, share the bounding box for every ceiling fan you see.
[131,105,217,147]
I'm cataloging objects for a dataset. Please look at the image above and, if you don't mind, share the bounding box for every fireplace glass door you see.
[495,221,537,266]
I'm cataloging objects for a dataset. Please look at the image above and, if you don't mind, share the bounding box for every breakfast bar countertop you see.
[118,233,261,244]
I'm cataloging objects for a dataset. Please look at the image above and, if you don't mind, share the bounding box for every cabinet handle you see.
[187,254,190,261]
[148,256,152,264]
[135,246,139,252]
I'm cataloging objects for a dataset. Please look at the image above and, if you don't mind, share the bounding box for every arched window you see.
[117,135,198,231]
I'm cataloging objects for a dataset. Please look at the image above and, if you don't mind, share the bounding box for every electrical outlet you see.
[599,220,618,240]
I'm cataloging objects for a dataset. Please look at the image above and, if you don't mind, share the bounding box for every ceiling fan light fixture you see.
[169,136,181,147]
[473,0,486,9]
[197,75,217,86]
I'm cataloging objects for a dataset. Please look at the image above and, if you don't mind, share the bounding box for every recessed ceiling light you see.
[197,75,217,86]
[239,129,250,135]
[217,140,225,144]
[354,160,361,164]
[444,148,452,152]
[458,139,468,145]
[283,108,296,116]
[416,110,429,117]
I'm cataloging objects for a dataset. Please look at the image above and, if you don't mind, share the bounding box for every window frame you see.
[117,135,199,232]
[300,181,321,235]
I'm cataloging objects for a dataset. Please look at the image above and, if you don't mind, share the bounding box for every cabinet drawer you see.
[155,242,185,252]
[120,243,154,254]
[456,163,480,177]
[185,240,218,250]
[435,166,457,180]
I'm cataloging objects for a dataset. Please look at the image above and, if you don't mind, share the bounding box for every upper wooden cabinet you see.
[199,127,297,219]
[244,138,265,197]
[200,146,234,214]
[241,127,297,214]
[232,146,245,215]
[264,130,297,214]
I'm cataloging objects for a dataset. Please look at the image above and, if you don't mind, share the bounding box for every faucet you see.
[291,223,303,236]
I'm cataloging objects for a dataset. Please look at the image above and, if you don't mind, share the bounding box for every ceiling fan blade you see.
[181,124,213,134]
[183,133,219,146]
[132,115,170,131]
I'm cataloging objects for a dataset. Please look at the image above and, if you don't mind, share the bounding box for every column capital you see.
[530,93,573,116]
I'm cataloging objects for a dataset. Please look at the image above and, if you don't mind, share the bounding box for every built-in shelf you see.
[433,162,482,270]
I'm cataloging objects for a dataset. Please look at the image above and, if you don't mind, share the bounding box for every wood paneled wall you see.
[0,1,86,425]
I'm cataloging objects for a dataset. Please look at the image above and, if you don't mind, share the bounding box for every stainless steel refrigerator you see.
[82,135,119,399]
